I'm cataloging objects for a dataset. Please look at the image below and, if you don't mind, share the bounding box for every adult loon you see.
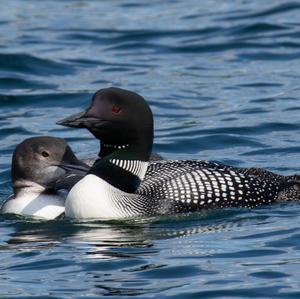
[1,136,89,219]
[57,87,300,219]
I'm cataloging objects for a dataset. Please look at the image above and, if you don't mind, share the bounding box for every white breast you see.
[65,174,139,220]
[1,192,65,220]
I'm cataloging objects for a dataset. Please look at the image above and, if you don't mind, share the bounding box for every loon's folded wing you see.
[137,160,298,213]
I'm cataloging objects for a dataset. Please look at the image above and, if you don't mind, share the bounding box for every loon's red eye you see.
[112,106,121,114]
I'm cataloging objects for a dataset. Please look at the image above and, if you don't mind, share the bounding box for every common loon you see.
[57,87,300,220]
[1,136,89,219]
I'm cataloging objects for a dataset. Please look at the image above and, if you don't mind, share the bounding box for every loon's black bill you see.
[55,162,90,191]
[58,162,90,175]
[57,111,87,128]
[57,111,107,129]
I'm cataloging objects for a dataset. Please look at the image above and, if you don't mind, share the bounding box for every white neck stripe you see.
[110,159,148,180]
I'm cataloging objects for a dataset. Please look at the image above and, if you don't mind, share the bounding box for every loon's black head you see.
[12,136,89,192]
[57,87,153,161]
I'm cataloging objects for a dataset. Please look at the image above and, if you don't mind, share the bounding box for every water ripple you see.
[1,0,300,298]
[220,2,300,21]
[0,53,74,76]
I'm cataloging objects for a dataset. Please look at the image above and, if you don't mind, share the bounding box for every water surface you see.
[1,1,300,298]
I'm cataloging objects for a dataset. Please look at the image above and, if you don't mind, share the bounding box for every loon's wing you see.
[137,160,299,213]
[236,167,300,201]
[238,167,285,181]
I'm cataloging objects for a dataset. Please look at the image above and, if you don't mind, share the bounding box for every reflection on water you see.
[1,205,300,297]
[2,210,247,253]
[0,208,282,253]
[3,206,300,297]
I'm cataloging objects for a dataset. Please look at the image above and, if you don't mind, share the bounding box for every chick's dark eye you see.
[42,151,49,158]
[112,106,121,114]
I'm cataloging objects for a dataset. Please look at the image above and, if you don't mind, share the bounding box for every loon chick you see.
[57,87,300,219]
[1,136,89,219]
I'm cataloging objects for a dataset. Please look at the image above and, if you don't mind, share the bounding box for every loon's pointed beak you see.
[54,161,90,191]
[57,111,106,129]
[58,162,90,174]
[57,111,89,128]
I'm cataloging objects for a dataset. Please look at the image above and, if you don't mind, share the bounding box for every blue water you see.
[1,0,300,298]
